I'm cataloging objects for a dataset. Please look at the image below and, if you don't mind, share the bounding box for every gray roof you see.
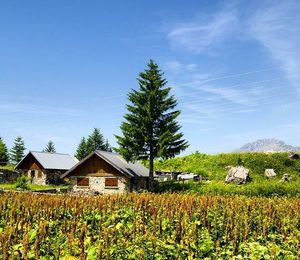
[62,150,149,178]
[16,151,78,170]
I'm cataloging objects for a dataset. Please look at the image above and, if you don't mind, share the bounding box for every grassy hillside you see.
[151,152,300,196]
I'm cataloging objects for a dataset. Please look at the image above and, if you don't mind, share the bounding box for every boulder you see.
[265,169,277,178]
[225,166,249,184]
[281,174,290,182]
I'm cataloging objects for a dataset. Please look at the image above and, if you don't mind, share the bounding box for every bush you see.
[15,176,30,190]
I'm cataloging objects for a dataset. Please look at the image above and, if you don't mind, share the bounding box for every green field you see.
[151,152,300,197]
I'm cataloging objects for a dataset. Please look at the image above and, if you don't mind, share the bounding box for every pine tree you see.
[43,140,56,153]
[10,136,26,164]
[104,139,112,152]
[75,137,88,160]
[86,128,106,154]
[115,60,188,190]
[0,137,9,165]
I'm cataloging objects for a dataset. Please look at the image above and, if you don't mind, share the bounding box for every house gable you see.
[15,152,44,172]
[65,153,126,179]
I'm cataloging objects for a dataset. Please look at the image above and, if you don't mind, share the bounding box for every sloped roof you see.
[16,151,78,170]
[61,150,149,178]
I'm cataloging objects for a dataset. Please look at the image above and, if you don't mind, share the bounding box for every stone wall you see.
[46,170,65,185]
[27,170,47,185]
[71,176,129,194]
[0,170,21,183]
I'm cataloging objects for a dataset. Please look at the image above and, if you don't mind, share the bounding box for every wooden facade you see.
[64,153,148,194]
[16,153,69,185]
[66,154,125,178]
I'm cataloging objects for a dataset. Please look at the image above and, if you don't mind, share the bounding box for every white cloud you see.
[248,0,300,95]
[164,60,199,74]
[167,5,238,53]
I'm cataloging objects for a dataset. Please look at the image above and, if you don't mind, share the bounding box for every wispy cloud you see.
[248,0,300,95]
[0,102,82,116]
[167,4,238,53]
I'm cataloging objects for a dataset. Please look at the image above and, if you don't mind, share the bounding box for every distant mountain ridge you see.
[236,139,300,152]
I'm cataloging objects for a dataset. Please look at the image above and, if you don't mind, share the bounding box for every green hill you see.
[151,152,300,197]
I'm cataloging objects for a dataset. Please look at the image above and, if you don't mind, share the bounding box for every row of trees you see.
[75,128,112,160]
[0,138,58,165]
[0,128,112,165]
[0,137,25,165]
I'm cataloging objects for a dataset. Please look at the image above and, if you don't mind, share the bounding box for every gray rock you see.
[281,174,290,182]
[265,169,277,178]
[225,166,249,184]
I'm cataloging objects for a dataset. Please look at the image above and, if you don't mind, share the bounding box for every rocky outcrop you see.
[265,169,277,178]
[225,166,249,184]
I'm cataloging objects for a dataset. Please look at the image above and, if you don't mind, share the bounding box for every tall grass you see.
[0,192,299,258]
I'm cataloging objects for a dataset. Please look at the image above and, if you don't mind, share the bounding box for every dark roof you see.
[61,150,149,179]
[15,151,78,170]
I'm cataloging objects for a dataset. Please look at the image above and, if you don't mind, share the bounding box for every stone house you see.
[61,150,149,194]
[15,151,78,185]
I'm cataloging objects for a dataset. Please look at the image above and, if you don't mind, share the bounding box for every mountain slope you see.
[236,139,300,152]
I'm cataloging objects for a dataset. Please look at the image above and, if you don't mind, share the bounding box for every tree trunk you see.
[149,148,154,191]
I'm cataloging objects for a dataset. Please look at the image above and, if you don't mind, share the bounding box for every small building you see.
[15,151,78,185]
[61,150,149,194]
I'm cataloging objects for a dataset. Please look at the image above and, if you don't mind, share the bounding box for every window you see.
[105,178,118,188]
[37,171,42,178]
[30,170,35,178]
[77,177,89,187]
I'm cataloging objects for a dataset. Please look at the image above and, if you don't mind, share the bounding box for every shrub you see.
[15,176,30,190]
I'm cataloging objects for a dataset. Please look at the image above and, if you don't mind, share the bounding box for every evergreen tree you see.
[10,136,26,164]
[75,137,88,160]
[104,139,112,152]
[0,137,9,165]
[86,128,106,154]
[43,140,56,153]
[115,60,188,190]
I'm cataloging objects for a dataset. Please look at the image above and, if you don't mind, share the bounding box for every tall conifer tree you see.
[115,60,188,190]
[75,137,88,160]
[10,136,26,164]
[86,128,106,154]
[43,140,56,153]
[0,137,9,165]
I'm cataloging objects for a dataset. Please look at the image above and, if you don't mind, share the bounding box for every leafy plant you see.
[15,176,30,190]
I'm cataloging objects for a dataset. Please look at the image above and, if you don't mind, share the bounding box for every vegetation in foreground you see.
[0,193,299,259]
[151,152,300,197]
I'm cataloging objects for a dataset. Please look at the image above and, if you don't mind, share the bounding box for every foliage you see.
[0,193,299,258]
[86,128,107,153]
[115,60,188,189]
[9,136,26,164]
[15,176,29,190]
[0,164,15,171]
[155,180,300,197]
[75,129,112,160]
[0,183,68,191]
[0,137,9,166]
[75,137,88,160]
[43,140,56,153]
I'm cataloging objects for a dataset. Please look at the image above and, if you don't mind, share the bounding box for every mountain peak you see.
[236,139,300,152]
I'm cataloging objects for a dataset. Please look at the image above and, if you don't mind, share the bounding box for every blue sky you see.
[0,0,299,155]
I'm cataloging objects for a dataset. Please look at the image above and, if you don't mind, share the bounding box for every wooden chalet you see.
[15,151,78,185]
[61,150,149,194]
